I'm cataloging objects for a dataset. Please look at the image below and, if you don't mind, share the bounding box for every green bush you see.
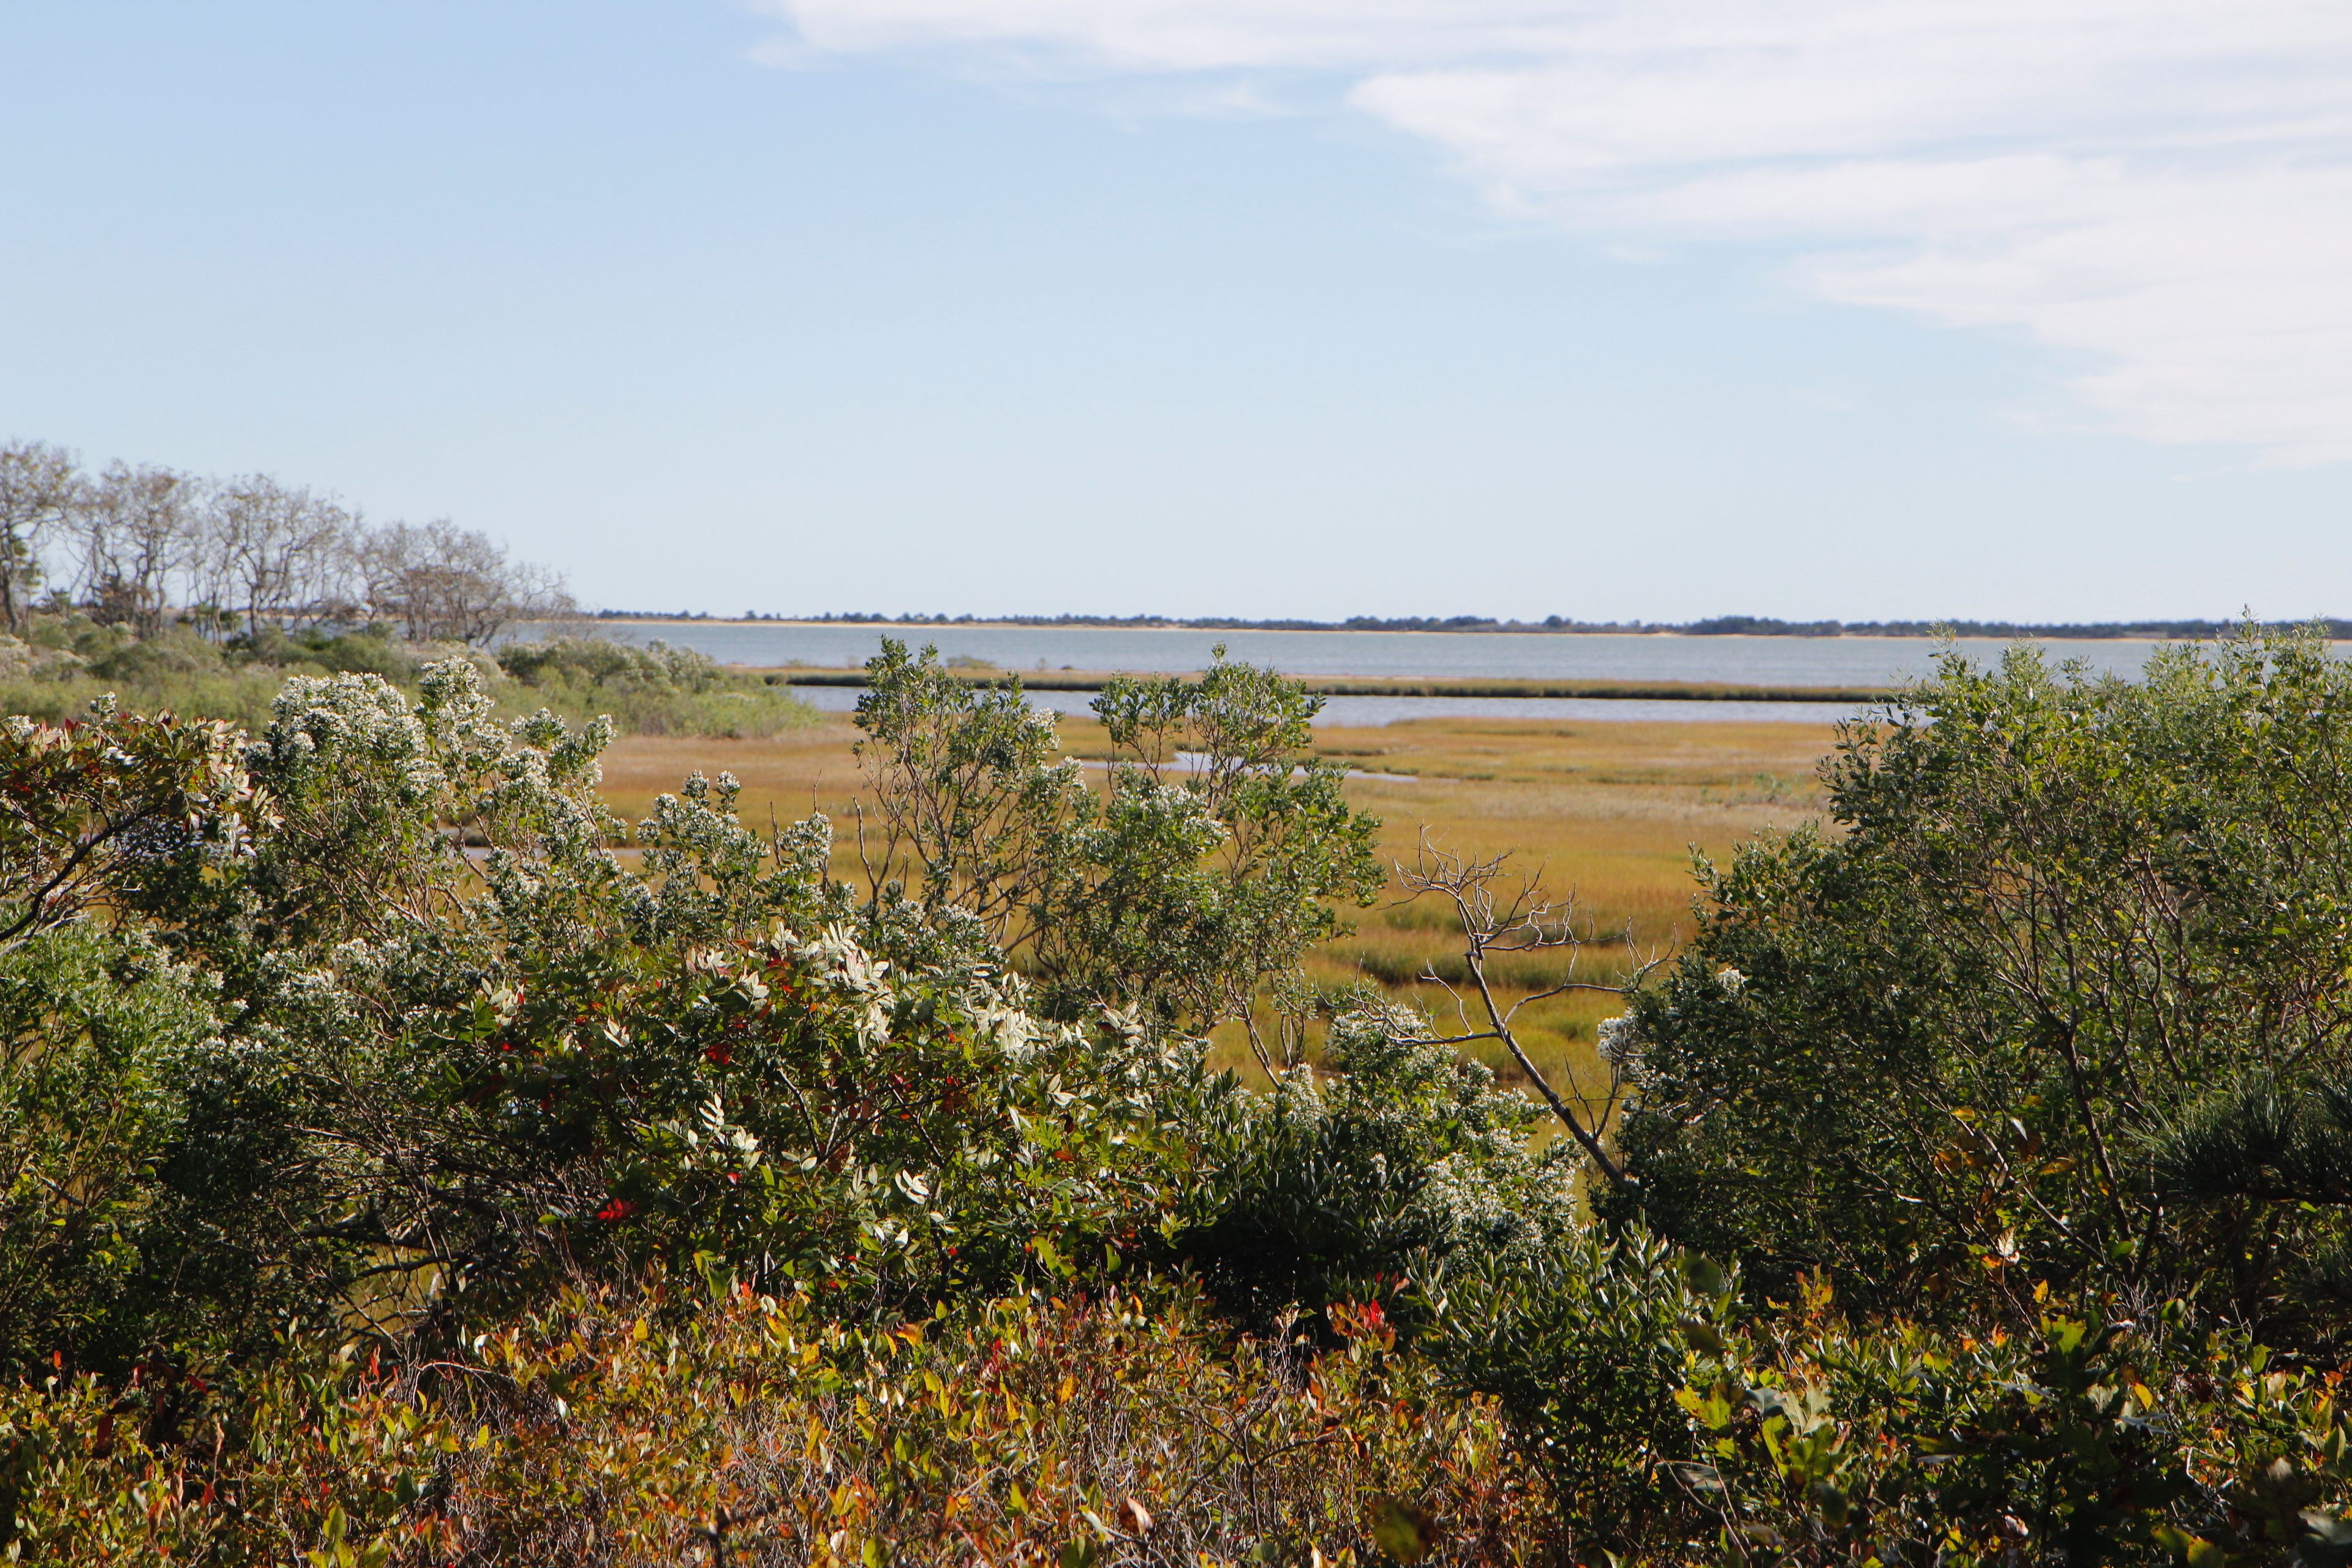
[851,639,1382,1038]
[498,634,816,737]
[0,928,263,1378]
[1420,1226,1728,1551]
[0,619,813,737]
[1176,1000,1579,1325]
[1607,628,2352,1340]
[1670,1281,2352,1565]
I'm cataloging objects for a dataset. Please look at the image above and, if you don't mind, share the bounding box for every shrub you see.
[1177,1000,1579,1325]
[498,635,814,737]
[852,639,1382,1044]
[1420,1226,1730,1551]
[0,1286,1552,1567]
[7,664,1209,1337]
[1607,628,2352,1337]
[0,927,288,1379]
[1670,1280,2352,1565]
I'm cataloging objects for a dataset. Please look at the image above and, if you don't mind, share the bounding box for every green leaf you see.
[1370,1495,1437,1564]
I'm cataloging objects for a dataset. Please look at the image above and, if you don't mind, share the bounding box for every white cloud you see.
[758,0,2352,461]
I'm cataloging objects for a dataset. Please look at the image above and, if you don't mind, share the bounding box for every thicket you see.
[0,617,812,738]
[8,630,2352,1564]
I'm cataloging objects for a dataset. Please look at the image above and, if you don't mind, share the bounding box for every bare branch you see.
[1393,831,1641,1191]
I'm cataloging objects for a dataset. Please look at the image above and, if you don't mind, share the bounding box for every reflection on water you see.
[786,684,1862,727]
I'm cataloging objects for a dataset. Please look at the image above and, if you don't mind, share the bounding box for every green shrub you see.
[1177,1000,1578,1325]
[498,635,815,737]
[851,639,1382,1039]
[1607,628,2352,1338]
[1420,1226,1729,1551]
[84,628,224,680]
[0,929,232,1377]
[0,670,293,730]
[1670,1281,2352,1565]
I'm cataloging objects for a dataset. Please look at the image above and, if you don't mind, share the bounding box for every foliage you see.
[1606,628,2352,1335]
[497,635,815,737]
[1178,1000,1580,1325]
[0,663,1198,1357]
[0,699,254,949]
[1670,1279,2352,1566]
[22,636,2352,1558]
[853,639,1383,1042]
[496,635,729,692]
[0,616,811,737]
[1421,1226,1732,1551]
[0,1286,1550,1567]
[2149,1072,2352,1341]
[0,925,323,1380]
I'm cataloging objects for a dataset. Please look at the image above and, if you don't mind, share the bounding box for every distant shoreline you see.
[573,611,2337,641]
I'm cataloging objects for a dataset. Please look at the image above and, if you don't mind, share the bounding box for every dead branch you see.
[1393,832,1667,1192]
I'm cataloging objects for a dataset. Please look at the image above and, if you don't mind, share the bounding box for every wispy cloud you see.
[756,0,2352,463]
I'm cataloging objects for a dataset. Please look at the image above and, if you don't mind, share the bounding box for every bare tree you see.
[285,504,362,627]
[358,519,570,645]
[207,474,357,635]
[2,436,570,647]
[71,462,202,638]
[1394,836,1666,1192]
[0,442,80,635]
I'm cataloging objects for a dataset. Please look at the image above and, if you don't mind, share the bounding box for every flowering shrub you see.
[1178,1001,1580,1327]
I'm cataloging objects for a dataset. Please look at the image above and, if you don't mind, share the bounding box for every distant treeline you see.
[597,608,2341,639]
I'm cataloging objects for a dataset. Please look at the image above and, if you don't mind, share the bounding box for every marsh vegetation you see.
[12,594,2352,1562]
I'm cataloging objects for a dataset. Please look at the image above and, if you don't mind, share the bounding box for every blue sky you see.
[3,0,2348,622]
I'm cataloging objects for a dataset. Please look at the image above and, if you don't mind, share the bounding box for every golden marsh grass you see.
[595,710,1841,1108]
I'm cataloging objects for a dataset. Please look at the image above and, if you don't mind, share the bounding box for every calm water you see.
[538,622,2182,686]
[786,684,1859,726]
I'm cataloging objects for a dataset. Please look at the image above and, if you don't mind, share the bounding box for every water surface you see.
[543,622,2187,687]
[792,684,1858,727]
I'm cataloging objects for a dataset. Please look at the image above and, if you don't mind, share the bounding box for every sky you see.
[2,0,2348,622]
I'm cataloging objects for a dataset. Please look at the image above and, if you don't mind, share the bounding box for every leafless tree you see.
[0,440,79,635]
[2,437,573,646]
[71,462,202,638]
[286,505,363,627]
[1394,835,1667,1192]
[358,519,571,645]
[205,474,358,635]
